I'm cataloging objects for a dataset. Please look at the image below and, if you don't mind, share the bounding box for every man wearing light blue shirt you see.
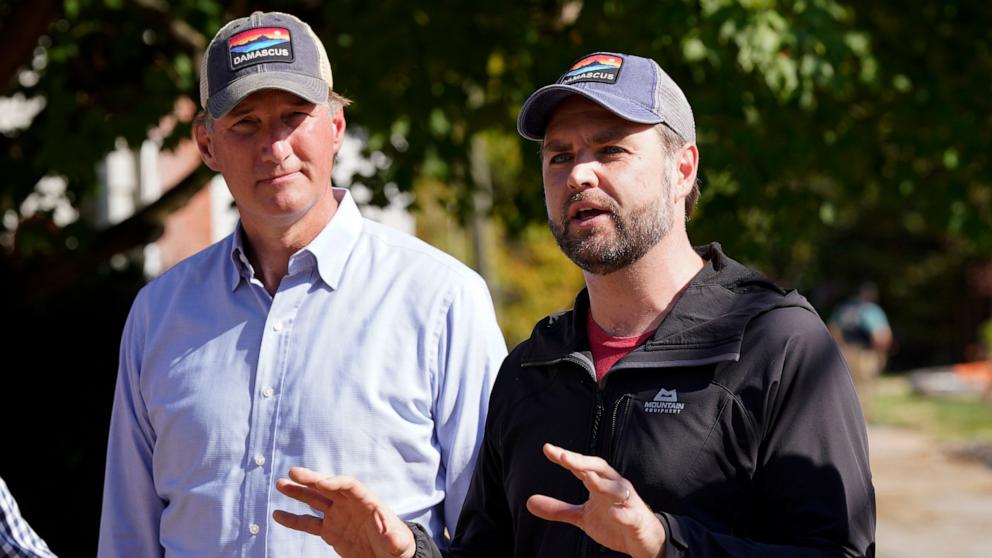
[97,11,506,558]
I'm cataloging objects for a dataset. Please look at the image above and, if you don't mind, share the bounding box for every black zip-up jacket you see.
[414,244,875,557]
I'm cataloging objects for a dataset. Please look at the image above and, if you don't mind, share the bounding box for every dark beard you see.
[549,191,672,275]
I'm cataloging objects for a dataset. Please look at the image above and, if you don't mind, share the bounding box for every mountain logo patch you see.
[228,27,294,70]
[644,388,684,415]
[559,54,623,85]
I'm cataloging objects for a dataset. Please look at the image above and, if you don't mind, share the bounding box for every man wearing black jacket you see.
[273,51,876,558]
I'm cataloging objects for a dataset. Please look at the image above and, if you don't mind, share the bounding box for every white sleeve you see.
[432,273,507,535]
[98,293,164,558]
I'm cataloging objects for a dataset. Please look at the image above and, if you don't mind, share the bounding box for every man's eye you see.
[602,146,625,155]
[549,153,572,164]
[231,119,257,132]
[279,112,309,128]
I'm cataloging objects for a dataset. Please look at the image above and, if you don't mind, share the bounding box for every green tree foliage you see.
[1,1,990,553]
[4,1,988,297]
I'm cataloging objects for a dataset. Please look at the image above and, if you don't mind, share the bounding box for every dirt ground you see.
[871,425,992,557]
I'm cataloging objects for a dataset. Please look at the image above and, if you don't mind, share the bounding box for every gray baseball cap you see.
[199,11,333,118]
[517,52,695,143]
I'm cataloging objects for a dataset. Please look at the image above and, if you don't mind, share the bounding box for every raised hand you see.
[526,443,667,558]
[272,466,416,558]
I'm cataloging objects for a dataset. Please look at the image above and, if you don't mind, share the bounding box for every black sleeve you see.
[660,308,875,557]
[407,522,444,558]
[445,357,517,558]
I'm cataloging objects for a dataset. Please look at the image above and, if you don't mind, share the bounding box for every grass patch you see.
[872,376,992,442]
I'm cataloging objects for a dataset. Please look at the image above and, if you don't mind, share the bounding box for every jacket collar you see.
[521,243,813,370]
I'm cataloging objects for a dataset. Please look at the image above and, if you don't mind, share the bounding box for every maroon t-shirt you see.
[586,312,656,381]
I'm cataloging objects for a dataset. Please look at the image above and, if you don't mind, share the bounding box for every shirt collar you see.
[228,224,252,291]
[226,188,364,292]
[304,188,363,290]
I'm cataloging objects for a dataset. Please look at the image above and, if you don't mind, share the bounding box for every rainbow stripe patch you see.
[227,26,294,69]
[229,27,291,53]
[559,54,624,85]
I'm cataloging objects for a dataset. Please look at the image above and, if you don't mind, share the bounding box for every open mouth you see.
[571,207,610,223]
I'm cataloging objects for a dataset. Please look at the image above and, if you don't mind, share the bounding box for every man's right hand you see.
[273,467,416,558]
[526,444,667,558]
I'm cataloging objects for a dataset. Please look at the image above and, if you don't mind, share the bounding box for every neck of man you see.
[584,229,703,338]
[241,189,340,296]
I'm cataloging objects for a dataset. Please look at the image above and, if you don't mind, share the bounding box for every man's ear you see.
[328,106,347,156]
[671,143,699,202]
[193,115,222,172]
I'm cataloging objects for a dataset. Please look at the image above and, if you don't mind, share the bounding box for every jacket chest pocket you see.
[610,381,758,523]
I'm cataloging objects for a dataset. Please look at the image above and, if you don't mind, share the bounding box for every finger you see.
[579,472,631,504]
[543,444,617,480]
[288,466,337,486]
[272,509,324,536]
[288,468,364,501]
[542,445,631,504]
[543,444,621,494]
[526,494,584,526]
[276,479,333,511]
[313,476,378,508]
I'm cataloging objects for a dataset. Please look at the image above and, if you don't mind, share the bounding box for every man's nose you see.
[567,159,599,191]
[262,127,293,163]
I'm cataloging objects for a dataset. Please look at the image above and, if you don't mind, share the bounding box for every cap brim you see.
[516,84,664,141]
[207,72,329,118]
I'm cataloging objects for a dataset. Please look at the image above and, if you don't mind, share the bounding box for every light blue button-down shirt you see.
[98,190,507,557]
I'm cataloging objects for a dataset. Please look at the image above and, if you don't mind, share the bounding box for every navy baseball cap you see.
[517,52,695,143]
[200,11,333,118]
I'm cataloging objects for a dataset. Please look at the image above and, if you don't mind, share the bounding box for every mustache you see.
[560,191,619,222]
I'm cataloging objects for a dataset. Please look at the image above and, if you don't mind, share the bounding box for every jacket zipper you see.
[609,395,631,464]
[579,388,606,558]
[589,389,604,454]
[527,355,614,557]
[583,395,633,557]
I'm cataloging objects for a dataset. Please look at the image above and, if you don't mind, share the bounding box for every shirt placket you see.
[240,260,311,557]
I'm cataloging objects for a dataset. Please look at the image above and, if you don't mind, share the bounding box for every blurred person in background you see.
[829,282,893,420]
[97,11,506,558]
[273,51,875,558]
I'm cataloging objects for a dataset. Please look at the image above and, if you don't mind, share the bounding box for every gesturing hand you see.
[526,443,667,558]
[272,467,416,558]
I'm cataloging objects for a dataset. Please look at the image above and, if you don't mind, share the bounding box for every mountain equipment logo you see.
[653,389,677,402]
[644,388,684,415]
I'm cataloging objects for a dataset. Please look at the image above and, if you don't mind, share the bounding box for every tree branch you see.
[23,164,216,303]
[124,0,207,54]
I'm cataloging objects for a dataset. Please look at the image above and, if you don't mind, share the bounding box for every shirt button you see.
[272,320,284,331]
[254,454,266,466]
[262,387,274,398]
[249,523,260,535]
